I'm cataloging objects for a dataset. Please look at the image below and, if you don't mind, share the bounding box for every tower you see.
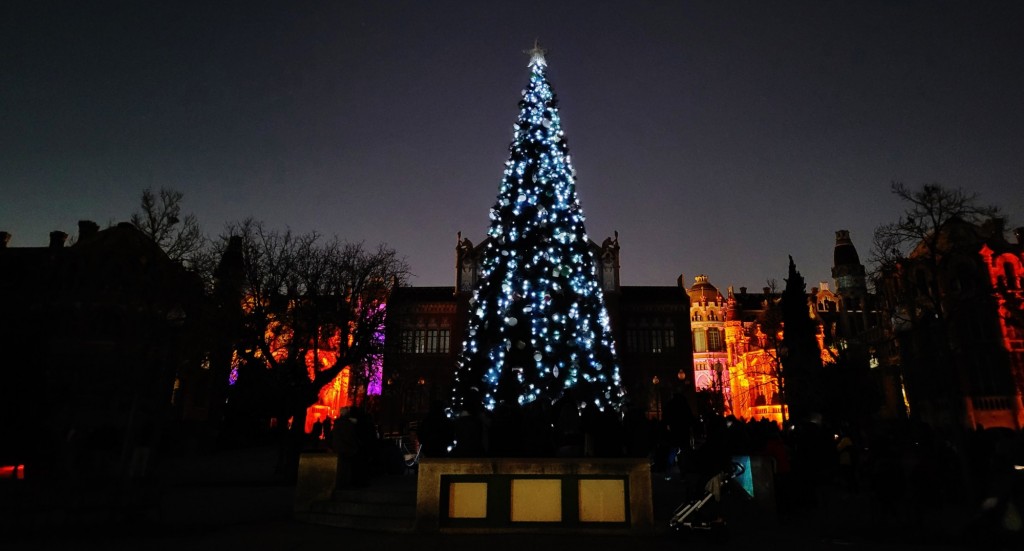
[831,229,870,337]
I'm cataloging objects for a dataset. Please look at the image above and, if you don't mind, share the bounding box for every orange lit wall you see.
[726,348,787,426]
[304,366,351,433]
[241,295,358,433]
[301,331,352,433]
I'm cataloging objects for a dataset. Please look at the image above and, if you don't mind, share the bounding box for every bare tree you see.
[871,183,1000,299]
[870,182,1003,336]
[869,182,1002,432]
[131,188,210,271]
[214,219,410,456]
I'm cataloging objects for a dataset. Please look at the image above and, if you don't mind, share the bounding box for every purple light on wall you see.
[366,353,383,396]
[365,302,386,396]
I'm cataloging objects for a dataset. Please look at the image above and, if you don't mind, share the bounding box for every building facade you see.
[0,222,204,481]
[380,232,694,429]
[878,219,1024,430]
[686,230,898,427]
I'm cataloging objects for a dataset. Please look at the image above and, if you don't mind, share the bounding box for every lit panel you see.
[448,482,488,519]
[510,479,561,522]
[578,479,626,522]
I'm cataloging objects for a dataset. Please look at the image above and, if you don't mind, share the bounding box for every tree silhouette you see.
[780,256,823,423]
[870,182,1002,431]
[131,188,208,267]
[214,219,409,458]
[871,182,1000,319]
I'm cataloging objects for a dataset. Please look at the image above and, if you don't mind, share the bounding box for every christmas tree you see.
[450,44,624,415]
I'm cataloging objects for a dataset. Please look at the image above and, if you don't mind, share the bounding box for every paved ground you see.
[1,447,1004,550]
[4,520,980,551]
[5,476,984,551]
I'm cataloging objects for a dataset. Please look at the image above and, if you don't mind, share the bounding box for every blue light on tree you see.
[451,44,624,414]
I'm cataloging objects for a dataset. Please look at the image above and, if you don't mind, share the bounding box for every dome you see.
[688,274,721,303]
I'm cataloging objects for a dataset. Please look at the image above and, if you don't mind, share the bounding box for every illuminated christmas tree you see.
[451,44,624,415]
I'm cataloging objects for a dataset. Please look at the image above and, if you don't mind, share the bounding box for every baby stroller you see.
[669,459,747,538]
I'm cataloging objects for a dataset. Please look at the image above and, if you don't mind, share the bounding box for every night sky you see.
[3,1,1022,291]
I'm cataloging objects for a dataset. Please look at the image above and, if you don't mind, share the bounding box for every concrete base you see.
[415,457,654,533]
[294,452,336,512]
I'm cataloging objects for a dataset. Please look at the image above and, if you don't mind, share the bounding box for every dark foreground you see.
[4,442,1021,551]
[1,520,983,551]
[3,469,1003,551]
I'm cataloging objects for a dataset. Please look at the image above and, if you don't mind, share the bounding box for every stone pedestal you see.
[294,452,336,512]
[415,457,653,533]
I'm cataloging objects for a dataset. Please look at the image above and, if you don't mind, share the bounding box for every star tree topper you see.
[525,39,547,67]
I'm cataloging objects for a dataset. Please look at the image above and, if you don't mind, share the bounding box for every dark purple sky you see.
[3,1,1023,291]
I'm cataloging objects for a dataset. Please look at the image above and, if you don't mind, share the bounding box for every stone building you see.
[686,230,897,427]
[878,218,1024,430]
[0,222,204,481]
[380,232,693,429]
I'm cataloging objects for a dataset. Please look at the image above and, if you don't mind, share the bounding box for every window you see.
[625,328,675,354]
[400,329,450,354]
[707,328,722,351]
[693,329,707,353]
[650,328,674,353]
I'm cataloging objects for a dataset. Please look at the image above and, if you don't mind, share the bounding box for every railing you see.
[750,405,784,416]
[749,405,788,422]
[971,395,1014,411]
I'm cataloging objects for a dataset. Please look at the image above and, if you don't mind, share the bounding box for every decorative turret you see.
[724,285,745,364]
[831,230,867,299]
[688,274,722,305]
[831,229,871,339]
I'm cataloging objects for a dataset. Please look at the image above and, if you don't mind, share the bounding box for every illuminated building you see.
[693,279,789,425]
[382,233,693,428]
[689,230,896,427]
[878,218,1024,429]
[688,275,731,415]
